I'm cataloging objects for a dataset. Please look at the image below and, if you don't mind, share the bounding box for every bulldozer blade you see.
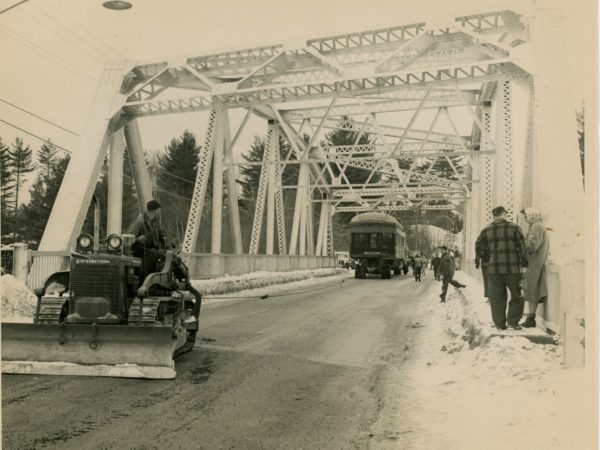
[1,323,185,379]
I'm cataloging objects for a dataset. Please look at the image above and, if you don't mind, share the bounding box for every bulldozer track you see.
[127,298,161,326]
[36,297,67,324]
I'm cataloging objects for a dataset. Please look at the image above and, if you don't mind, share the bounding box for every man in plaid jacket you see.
[475,206,527,330]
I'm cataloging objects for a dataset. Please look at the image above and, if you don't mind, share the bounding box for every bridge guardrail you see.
[12,248,336,288]
[183,253,336,279]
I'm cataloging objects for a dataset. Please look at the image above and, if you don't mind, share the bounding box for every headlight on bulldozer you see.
[107,234,122,252]
[76,234,93,252]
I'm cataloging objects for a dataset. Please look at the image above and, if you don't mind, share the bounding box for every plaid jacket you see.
[475,219,526,274]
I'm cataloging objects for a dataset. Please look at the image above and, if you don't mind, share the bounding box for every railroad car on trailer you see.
[349,212,407,279]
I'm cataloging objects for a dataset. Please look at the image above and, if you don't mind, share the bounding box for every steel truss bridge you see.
[38,7,584,272]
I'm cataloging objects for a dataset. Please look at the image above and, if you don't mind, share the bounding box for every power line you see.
[156,187,192,203]
[0,26,97,84]
[30,1,118,61]
[0,98,79,136]
[155,168,196,185]
[0,0,28,15]
[40,0,127,59]
[0,118,72,154]
[9,3,105,65]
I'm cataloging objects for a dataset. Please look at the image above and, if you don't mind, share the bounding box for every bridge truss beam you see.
[41,8,580,264]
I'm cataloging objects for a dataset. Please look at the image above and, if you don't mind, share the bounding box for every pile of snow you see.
[1,269,349,322]
[1,274,36,323]
[191,268,348,296]
[405,272,595,450]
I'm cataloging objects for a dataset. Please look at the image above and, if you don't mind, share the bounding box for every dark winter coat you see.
[127,212,165,250]
[439,253,455,279]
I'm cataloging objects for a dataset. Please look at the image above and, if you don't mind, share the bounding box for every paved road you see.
[2,274,438,450]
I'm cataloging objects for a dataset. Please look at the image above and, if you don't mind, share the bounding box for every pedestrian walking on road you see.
[475,206,527,330]
[439,246,466,302]
[432,252,441,280]
[453,246,462,270]
[413,253,425,282]
[402,261,409,275]
[519,207,549,328]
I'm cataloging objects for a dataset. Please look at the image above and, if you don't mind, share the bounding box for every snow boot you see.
[520,316,536,328]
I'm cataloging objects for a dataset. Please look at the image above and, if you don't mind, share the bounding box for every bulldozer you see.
[1,233,201,379]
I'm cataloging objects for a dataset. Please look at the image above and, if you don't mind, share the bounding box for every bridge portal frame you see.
[37,7,583,276]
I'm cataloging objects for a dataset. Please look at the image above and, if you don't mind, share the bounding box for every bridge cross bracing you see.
[37,8,584,272]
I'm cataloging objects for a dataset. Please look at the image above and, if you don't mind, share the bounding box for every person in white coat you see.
[519,207,549,328]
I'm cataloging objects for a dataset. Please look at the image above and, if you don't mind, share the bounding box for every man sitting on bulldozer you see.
[128,199,167,275]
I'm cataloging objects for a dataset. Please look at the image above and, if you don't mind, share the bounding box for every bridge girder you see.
[40,9,538,261]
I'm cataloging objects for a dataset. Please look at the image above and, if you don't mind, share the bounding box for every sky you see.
[0,0,595,204]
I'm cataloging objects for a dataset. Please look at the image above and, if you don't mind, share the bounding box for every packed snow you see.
[192,268,350,298]
[402,271,595,450]
[1,274,37,323]
[1,268,594,448]
[1,269,351,322]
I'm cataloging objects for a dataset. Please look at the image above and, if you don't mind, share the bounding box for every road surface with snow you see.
[2,272,436,449]
[4,270,595,450]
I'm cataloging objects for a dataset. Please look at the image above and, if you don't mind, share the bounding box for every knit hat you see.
[147,200,161,211]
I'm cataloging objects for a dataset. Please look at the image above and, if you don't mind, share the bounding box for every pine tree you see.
[0,139,15,225]
[8,138,36,241]
[37,141,58,183]
[21,155,70,248]
[156,131,200,246]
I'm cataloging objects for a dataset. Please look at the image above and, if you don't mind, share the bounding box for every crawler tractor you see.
[1,233,201,379]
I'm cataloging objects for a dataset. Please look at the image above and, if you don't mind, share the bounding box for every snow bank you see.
[1,274,36,323]
[406,271,595,450]
[191,268,348,296]
[1,269,349,322]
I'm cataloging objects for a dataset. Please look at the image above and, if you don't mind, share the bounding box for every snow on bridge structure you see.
[33,5,585,348]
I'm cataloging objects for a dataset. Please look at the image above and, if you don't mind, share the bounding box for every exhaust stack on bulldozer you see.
[1,233,201,379]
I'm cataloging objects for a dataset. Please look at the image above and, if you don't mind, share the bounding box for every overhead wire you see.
[40,0,127,59]
[0,120,197,205]
[0,118,72,154]
[3,0,252,161]
[0,98,78,136]
[0,26,97,84]
[30,1,119,60]
[0,3,263,209]
[7,2,106,65]
[0,0,28,15]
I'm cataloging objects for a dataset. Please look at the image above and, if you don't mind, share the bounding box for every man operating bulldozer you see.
[128,199,167,275]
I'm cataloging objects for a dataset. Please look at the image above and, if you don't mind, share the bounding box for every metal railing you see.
[183,253,336,279]
[12,246,335,287]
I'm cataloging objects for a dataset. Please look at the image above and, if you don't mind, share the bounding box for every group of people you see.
[474,205,549,331]
[129,200,549,333]
[405,249,466,303]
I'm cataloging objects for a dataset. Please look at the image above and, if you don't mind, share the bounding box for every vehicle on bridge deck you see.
[1,233,202,380]
[349,212,407,279]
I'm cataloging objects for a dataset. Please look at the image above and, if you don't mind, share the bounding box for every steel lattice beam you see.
[335,204,456,212]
